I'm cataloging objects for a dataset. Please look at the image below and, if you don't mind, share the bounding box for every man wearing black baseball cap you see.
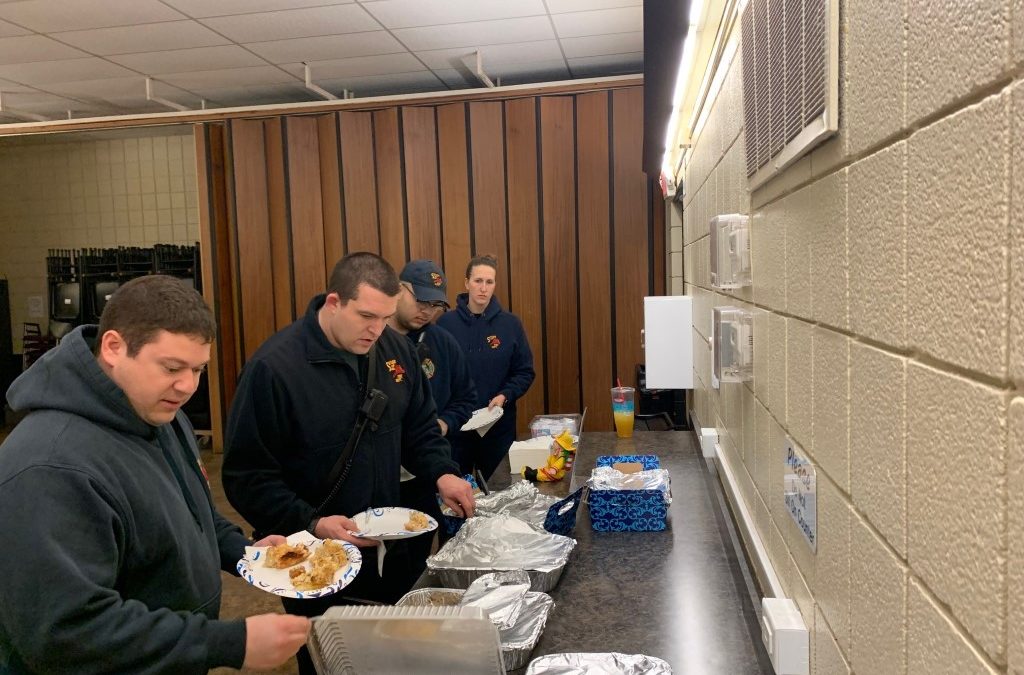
[390,260,477,587]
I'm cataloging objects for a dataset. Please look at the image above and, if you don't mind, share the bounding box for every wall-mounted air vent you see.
[740,0,839,189]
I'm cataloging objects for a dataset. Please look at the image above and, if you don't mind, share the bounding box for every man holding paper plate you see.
[223,253,476,674]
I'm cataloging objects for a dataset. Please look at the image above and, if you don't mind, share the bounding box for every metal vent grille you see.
[740,0,838,187]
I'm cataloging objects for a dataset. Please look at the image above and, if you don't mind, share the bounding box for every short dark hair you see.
[97,275,215,356]
[465,254,498,279]
[328,252,401,302]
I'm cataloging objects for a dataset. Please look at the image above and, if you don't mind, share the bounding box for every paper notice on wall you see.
[783,436,817,553]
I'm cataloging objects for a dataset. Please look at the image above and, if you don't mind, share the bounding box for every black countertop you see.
[423,431,774,674]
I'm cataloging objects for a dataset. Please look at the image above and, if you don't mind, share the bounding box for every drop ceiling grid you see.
[0,0,643,120]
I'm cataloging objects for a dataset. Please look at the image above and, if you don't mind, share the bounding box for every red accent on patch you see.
[486,335,501,349]
[430,272,443,287]
[385,358,406,383]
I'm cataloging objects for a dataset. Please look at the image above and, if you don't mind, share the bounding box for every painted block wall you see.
[674,1,1024,672]
[0,131,199,352]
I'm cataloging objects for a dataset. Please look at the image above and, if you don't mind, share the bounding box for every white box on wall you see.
[643,296,693,389]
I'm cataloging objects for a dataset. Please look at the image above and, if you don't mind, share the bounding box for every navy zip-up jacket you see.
[223,295,460,539]
[406,323,477,434]
[0,326,249,674]
[436,293,535,434]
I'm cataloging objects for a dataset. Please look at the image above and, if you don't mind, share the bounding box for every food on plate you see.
[404,510,430,531]
[286,540,348,591]
[264,542,311,568]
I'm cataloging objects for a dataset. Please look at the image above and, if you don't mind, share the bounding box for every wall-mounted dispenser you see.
[709,214,751,289]
[712,306,753,385]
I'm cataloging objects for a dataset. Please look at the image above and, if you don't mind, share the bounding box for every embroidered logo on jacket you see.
[385,358,406,383]
[430,272,443,286]
[421,357,436,379]
[486,335,501,349]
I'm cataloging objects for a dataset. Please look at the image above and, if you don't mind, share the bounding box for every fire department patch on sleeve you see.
[421,357,436,379]
[385,358,406,383]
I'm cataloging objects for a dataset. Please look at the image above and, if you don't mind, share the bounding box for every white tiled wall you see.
[0,131,199,351]
[671,1,1023,672]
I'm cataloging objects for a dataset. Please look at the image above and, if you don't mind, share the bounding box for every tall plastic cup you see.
[611,386,635,438]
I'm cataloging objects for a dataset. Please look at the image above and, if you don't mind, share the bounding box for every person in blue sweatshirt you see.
[437,254,536,480]
[0,275,309,674]
[389,259,477,586]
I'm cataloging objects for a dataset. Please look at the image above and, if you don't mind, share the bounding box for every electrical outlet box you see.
[710,214,751,289]
[713,306,753,383]
[700,428,717,458]
[761,598,808,675]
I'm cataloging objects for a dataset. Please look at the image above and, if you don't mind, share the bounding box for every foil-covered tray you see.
[442,480,559,527]
[397,586,555,671]
[588,466,672,503]
[426,515,576,592]
[525,652,672,674]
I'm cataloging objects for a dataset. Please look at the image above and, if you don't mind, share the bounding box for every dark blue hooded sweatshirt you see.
[436,293,535,435]
[405,323,477,434]
[0,325,249,674]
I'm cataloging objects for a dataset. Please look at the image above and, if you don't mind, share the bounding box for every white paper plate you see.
[236,530,362,599]
[461,406,504,436]
[351,506,439,540]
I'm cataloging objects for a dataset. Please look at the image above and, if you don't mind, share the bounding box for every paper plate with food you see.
[237,530,362,599]
[351,506,438,540]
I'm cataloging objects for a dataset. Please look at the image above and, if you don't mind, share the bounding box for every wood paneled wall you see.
[197,84,664,445]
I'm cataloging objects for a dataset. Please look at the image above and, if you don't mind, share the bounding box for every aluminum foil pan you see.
[426,515,576,592]
[442,480,560,528]
[397,586,554,671]
[525,652,672,674]
[461,570,531,630]
[588,467,673,504]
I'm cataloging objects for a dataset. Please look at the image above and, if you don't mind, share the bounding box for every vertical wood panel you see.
[504,98,545,431]
[652,182,666,295]
[286,116,327,311]
[612,88,648,386]
[373,108,406,270]
[317,113,345,274]
[403,106,443,264]
[264,117,294,328]
[437,103,471,303]
[539,97,580,414]
[575,92,614,431]
[339,111,380,254]
[230,119,275,360]
[195,123,234,450]
[468,101,509,308]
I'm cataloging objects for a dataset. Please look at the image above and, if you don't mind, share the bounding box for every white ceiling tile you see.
[193,82,313,106]
[245,31,403,63]
[0,57,135,85]
[560,31,642,58]
[0,76,34,91]
[551,6,642,38]
[568,51,642,76]
[41,76,153,98]
[56,21,230,56]
[415,40,563,70]
[0,34,88,65]
[163,0,353,20]
[159,65,297,90]
[487,59,568,79]
[394,16,554,51]
[318,70,444,94]
[0,0,185,32]
[107,45,266,75]
[361,0,545,29]
[199,4,380,43]
[0,18,31,37]
[283,52,424,80]
[545,0,640,13]
[0,90,87,113]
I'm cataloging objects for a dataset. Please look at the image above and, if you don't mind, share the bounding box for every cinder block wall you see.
[674,1,1023,672]
[0,131,199,351]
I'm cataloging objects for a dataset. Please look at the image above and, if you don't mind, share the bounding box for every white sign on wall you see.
[783,436,817,553]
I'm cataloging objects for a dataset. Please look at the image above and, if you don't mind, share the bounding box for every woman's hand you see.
[487,394,506,410]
